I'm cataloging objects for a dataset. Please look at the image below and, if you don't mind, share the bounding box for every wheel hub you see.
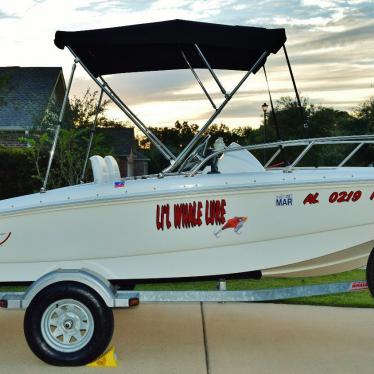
[41,299,94,353]
[63,318,74,330]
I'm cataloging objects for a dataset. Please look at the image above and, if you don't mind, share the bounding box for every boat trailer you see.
[0,269,369,367]
[0,269,368,309]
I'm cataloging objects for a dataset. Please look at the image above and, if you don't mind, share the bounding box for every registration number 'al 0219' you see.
[304,190,364,205]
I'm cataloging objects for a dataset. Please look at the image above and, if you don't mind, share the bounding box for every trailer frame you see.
[0,269,368,309]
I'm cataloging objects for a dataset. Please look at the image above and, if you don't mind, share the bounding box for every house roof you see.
[97,127,149,160]
[133,150,150,161]
[0,67,64,131]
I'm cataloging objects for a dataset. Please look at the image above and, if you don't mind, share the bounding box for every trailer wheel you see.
[24,282,114,366]
[366,249,374,298]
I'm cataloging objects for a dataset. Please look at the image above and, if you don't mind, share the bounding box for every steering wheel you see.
[193,134,211,160]
[178,134,211,172]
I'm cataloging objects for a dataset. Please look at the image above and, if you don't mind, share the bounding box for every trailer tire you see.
[24,281,114,366]
[366,249,374,298]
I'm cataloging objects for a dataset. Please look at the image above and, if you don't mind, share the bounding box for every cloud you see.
[0,9,18,19]
[0,0,373,129]
[294,21,374,49]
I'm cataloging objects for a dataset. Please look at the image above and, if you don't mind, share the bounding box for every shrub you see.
[0,147,39,200]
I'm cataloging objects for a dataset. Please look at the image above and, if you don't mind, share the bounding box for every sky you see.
[0,0,373,129]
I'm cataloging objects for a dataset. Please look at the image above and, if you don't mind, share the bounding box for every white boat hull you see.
[0,169,373,282]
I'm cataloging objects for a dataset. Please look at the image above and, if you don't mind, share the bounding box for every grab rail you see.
[187,134,374,177]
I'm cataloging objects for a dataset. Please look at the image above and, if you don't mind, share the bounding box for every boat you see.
[1,19,373,286]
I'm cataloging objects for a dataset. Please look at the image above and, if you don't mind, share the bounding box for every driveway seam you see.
[200,302,210,374]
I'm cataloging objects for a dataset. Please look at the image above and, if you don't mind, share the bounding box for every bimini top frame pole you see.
[80,88,104,183]
[163,50,269,174]
[180,50,217,110]
[67,47,175,163]
[41,61,76,192]
[194,44,227,97]
[98,75,175,161]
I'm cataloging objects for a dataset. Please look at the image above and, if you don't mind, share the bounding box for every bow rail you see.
[186,134,374,177]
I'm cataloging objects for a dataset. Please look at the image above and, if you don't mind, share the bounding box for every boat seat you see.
[105,155,121,180]
[90,155,110,184]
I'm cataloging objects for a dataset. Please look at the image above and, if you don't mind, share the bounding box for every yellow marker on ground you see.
[86,346,118,368]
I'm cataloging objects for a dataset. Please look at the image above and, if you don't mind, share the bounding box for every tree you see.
[136,95,374,171]
[137,120,255,173]
[51,128,110,187]
[262,96,314,141]
[24,90,114,189]
[138,121,199,172]
[206,123,244,144]
[344,97,374,166]
[69,89,109,129]
[350,97,374,134]
[69,89,131,129]
[139,121,198,151]
[259,96,368,167]
[0,146,38,199]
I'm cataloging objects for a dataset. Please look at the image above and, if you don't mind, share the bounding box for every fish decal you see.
[214,217,247,238]
[0,232,11,246]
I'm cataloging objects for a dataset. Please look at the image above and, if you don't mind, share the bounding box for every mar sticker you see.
[214,217,247,238]
[0,232,11,245]
[275,194,293,206]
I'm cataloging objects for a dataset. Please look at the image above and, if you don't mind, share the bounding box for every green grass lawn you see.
[136,269,374,308]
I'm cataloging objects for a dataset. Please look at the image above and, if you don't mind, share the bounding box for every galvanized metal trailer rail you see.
[0,273,368,308]
[120,280,368,303]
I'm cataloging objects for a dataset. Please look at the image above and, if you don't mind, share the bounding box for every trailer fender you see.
[22,269,116,308]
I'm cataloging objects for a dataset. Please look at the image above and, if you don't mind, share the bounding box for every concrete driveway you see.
[0,303,373,374]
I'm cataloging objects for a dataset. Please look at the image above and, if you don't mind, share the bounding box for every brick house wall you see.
[0,131,28,147]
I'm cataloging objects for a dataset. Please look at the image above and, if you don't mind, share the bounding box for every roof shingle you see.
[0,67,63,130]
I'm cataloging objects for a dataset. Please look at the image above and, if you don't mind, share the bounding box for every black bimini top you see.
[54,19,286,77]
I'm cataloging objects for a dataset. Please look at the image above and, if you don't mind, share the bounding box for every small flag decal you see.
[114,181,125,188]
